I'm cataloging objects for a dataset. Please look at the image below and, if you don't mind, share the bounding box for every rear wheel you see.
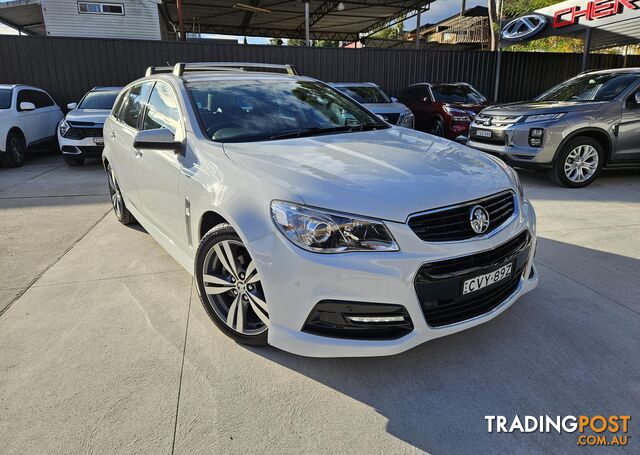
[106,163,135,225]
[0,131,26,168]
[64,156,85,167]
[195,224,269,346]
[550,137,604,188]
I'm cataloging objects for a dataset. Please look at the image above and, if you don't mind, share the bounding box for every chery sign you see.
[553,0,640,28]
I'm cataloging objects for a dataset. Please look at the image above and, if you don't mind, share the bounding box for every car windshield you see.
[0,89,12,109]
[337,85,391,104]
[79,91,119,110]
[536,73,640,102]
[431,84,486,104]
[188,79,387,143]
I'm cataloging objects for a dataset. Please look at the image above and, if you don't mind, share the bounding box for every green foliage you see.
[370,19,405,40]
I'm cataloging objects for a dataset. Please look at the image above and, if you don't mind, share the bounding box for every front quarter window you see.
[188,79,387,143]
[142,82,180,135]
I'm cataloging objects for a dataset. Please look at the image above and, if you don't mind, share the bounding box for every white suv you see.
[0,85,63,167]
[103,63,538,358]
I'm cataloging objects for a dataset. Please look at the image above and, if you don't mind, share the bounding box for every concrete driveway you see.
[1,152,639,454]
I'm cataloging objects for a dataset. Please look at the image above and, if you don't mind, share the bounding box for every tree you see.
[370,18,405,40]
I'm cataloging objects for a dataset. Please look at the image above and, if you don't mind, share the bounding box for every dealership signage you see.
[554,0,640,28]
[501,0,640,42]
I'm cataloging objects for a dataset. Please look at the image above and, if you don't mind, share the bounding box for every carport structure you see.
[160,0,436,43]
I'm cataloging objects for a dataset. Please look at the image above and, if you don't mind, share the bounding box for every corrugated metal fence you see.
[1,35,638,106]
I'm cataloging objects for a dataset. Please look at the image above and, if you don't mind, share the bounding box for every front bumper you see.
[58,132,104,159]
[248,200,538,357]
[467,119,567,167]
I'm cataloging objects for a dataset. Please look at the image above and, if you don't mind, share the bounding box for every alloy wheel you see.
[107,166,123,219]
[201,239,269,335]
[431,120,444,137]
[564,144,599,183]
[9,135,25,165]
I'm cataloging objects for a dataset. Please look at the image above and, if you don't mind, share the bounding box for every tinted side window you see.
[32,91,55,108]
[142,82,180,135]
[17,90,34,110]
[120,83,152,129]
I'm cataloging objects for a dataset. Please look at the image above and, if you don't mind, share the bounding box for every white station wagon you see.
[103,63,538,358]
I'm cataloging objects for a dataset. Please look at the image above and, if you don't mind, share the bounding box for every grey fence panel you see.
[0,35,635,106]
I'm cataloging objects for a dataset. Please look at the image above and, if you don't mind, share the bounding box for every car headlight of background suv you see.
[59,119,70,137]
[523,113,565,123]
[271,201,399,253]
[398,109,415,128]
[443,105,473,123]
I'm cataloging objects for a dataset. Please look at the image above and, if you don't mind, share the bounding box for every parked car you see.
[467,68,640,188]
[399,83,488,140]
[58,86,122,166]
[102,62,537,358]
[331,82,414,128]
[0,84,63,168]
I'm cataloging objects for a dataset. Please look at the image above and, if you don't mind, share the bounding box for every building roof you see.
[161,0,437,41]
[0,0,44,36]
[410,5,488,35]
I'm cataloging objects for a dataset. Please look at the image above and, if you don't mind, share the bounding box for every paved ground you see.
[1,152,639,454]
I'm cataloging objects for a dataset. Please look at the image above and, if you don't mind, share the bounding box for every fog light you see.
[529,128,544,147]
[346,315,406,323]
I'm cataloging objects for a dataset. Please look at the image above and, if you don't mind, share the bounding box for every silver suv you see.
[467,68,640,187]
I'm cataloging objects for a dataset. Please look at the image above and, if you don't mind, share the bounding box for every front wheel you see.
[195,224,269,346]
[430,118,445,137]
[550,137,604,188]
[0,131,26,168]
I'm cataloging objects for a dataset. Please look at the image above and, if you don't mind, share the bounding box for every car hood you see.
[361,102,409,115]
[223,128,513,222]
[65,109,110,125]
[481,101,605,117]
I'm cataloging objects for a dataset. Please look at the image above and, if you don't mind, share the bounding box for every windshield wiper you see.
[269,124,383,140]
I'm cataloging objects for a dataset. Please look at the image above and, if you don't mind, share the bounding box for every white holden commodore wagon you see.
[103,62,538,358]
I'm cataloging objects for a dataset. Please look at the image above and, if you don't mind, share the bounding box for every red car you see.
[399,83,488,140]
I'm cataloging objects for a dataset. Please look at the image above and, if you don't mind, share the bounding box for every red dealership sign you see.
[553,0,640,28]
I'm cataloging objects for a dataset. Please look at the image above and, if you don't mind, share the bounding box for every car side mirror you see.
[391,97,398,103]
[133,128,183,153]
[67,102,78,110]
[19,102,36,111]
[635,92,640,106]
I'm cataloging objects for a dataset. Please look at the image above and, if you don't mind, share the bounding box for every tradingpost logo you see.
[485,415,631,447]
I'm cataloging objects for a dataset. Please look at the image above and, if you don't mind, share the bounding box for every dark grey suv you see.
[467,68,640,187]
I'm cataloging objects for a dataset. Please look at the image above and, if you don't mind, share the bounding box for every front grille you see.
[414,230,531,327]
[419,230,530,278]
[421,274,521,327]
[64,127,103,140]
[381,113,400,124]
[408,190,516,242]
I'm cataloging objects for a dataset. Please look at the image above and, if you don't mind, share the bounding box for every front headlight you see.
[523,113,565,123]
[59,119,70,136]
[270,201,399,253]
[506,166,525,200]
[443,105,472,123]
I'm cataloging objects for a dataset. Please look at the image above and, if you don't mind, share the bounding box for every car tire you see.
[106,163,135,225]
[550,137,604,188]
[430,118,445,137]
[64,156,85,166]
[195,223,269,347]
[0,130,27,168]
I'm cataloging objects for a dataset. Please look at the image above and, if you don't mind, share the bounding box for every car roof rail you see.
[145,62,300,77]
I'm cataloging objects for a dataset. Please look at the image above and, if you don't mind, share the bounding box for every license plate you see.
[462,263,512,295]
[475,129,492,138]
[93,138,104,145]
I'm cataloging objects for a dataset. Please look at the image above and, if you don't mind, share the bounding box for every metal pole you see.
[623,45,629,68]
[494,50,501,103]
[176,0,185,41]
[305,1,310,46]
[582,28,592,72]
[415,7,421,50]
